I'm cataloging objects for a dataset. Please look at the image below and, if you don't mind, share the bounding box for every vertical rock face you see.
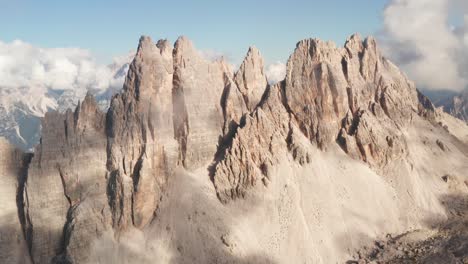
[337,34,418,167]
[284,38,348,148]
[106,36,178,230]
[220,47,268,136]
[214,83,292,202]
[213,34,423,201]
[172,36,231,169]
[220,76,248,135]
[2,34,466,264]
[285,34,420,167]
[218,49,266,143]
[0,138,31,264]
[233,46,268,111]
[26,94,110,263]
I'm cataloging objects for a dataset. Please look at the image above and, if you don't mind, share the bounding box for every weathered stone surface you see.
[172,36,231,169]
[26,93,110,263]
[214,83,291,202]
[284,34,418,155]
[337,34,419,168]
[107,36,178,230]
[0,138,31,264]
[221,76,248,135]
[214,34,425,201]
[2,33,467,264]
[233,46,268,111]
[284,38,348,148]
[221,47,268,135]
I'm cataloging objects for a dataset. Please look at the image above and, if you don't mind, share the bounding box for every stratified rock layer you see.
[106,36,178,230]
[26,94,111,264]
[213,34,421,201]
[1,34,467,264]
[172,36,230,169]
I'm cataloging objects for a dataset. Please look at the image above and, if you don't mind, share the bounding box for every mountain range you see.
[0,34,467,264]
[430,89,468,123]
[0,54,133,151]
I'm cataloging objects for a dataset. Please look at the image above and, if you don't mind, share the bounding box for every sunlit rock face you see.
[213,34,421,201]
[1,34,468,264]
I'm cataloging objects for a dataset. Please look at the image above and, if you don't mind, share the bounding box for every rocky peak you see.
[437,89,468,123]
[233,46,268,111]
[214,33,426,202]
[293,38,343,65]
[24,91,109,263]
[137,35,155,52]
[122,36,173,108]
[74,92,104,131]
[156,39,172,56]
[344,33,364,54]
[106,34,178,230]
[173,36,195,63]
[77,92,99,113]
[4,34,462,264]
[284,36,348,148]
[172,35,231,169]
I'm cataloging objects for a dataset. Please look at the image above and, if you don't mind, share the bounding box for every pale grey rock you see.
[25,111,71,264]
[221,47,268,134]
[1,33,465,264]
[214,34,427,201]
[107,36,178,230]
[0,138,31,264]
[233,46,268,111]
[214,83,291,202]
[26,93,110,263]
[221,76,248,135]
[172,36,230,169]
[337,34,419,168]
[284,38,348,149]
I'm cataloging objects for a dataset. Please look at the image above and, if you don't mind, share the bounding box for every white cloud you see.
[0,39,132,114]
[380,0,468,91]
[0,40,107,90]
[265,62,286,84]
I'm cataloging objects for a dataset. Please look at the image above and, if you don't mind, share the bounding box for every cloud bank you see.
[380,0,468,91]
[0,40,132,114]
[0,40,130,92]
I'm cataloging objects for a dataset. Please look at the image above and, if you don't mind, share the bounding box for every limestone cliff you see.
[1,34,467,264]
[0,139,31,264]
[213,34,421,201]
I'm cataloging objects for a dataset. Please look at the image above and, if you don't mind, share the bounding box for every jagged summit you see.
[1,34,468,264]
[138,35,153,49]
[233,45,267,111]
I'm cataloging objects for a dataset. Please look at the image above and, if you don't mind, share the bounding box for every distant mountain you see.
[423,89,468,123]
[439,90,468,123]
[0,55,132,150]
[1,35,468,264]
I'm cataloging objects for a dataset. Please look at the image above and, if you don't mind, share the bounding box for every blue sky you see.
[0,0,388,64]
